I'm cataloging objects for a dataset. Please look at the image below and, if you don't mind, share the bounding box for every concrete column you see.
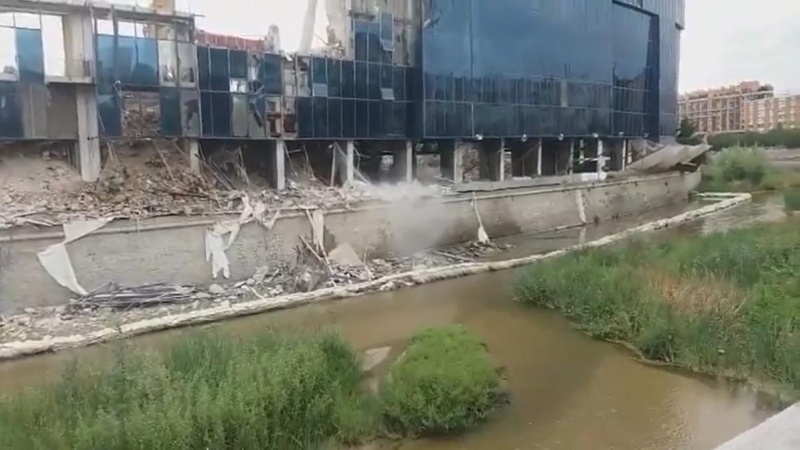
[75,85,100,182]
[479,139,504,182]
[568,140,575,174]
[535,139,543,176]
[270,139,287,190]
[180,138,201,173]
[597,139,606,179]
[391,141,414,183]
[335,141,355,186]
[63,13,94,80]
[622,140,629,171]
[441,140,464,183]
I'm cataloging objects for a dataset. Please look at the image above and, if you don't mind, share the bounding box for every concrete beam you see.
[270,139,287,190]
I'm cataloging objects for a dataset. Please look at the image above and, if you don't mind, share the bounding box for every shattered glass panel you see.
[229,50,247,79]
[177,42,196,87]
[297,57,311,97]
[96,19,114,35]
[0,27,16,81]
[229,78,247,93]
[380,12,394,50]
[158,40,177,85]
[232,93,248,137]
[248,94,266,138]
[160,87,181,136]
[282,96,297,134]
[266,96,282,136]
[181,89,200,136]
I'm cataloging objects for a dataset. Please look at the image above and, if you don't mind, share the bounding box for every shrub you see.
[784,189,800,211]
[381,325,501,436]
[0,331,376,450]
[700,146,771,192]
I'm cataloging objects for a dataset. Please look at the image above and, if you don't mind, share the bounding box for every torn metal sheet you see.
[37,218,113,295]
[205,195,279,279]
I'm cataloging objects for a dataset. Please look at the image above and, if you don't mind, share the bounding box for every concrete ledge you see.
[0,192,750,362]
[715,403,800,450]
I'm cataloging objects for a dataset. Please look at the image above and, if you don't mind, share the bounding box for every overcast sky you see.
[174,0,800,95]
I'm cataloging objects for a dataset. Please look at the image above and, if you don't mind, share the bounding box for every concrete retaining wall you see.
[0,171,701,312]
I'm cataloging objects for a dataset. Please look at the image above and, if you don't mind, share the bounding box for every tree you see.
[678,117,697,138]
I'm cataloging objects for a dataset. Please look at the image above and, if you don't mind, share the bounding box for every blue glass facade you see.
[421,0,683,140]
[0,1,683,142]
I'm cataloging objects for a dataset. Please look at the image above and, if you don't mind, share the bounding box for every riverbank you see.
[699,146,800,193]
[0,326,501,449]
[515,219,800,402]
[0,193,749,362]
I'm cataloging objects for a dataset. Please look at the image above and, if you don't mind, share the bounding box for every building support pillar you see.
[269,139,286,190]
[441,140,464,183]
[597,139,606,180]
[180,138,201,173]
[479,139,504,182]
[75,85,100,182]
[621,139,629,171]
[568,139,575,174]
[335,141,355,186]
[390,141,414,183]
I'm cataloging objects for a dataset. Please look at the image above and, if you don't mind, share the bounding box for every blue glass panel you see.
[328,98,342,138]
[297,96,313,138]
[98,93,121,137]
[368,63,380,100]
[0,82,22,138]
[211,92,231,137]
[96,35,115,92]
[134,38,159,86]
[16,28,44,83]
[229,50,247,79]
[369,100,382,137]
[355,100,369,137]
[313,96,327,138]
[393,66,405,101]
[342,60,355,98]
[197,46,210,89]
[342,99,355,138]
[160,87,181,136]
[354,20,368,62]
[327,59,341,98]
[209,48,229,91]
[201,91,213,135]
[262,53,282,95]
[355,62,368,99]
[367,21,381,63]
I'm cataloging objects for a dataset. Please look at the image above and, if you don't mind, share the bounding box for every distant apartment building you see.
[742,95,800,132]
[679,81,774,133]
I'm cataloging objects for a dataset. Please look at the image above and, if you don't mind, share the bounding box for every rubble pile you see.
[0,239,512,343]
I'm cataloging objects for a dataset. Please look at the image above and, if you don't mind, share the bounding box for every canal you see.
[0,194,788,449]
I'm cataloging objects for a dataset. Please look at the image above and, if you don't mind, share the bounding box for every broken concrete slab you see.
[362,346,392,372]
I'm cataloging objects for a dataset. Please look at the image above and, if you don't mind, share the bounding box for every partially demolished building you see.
[0,0,685,185]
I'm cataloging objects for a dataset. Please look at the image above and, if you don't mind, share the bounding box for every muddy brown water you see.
[0,195,790,450]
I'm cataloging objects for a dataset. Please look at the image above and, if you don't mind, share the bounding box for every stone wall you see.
[0,171,701,312]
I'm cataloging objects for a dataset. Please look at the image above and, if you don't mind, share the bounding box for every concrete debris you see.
[0,141,448,230]
[362,346,392,371]
[72,283,195,310]
[328,243,364,267]
[208,284,226,295]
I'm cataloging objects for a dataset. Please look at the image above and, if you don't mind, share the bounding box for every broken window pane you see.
[15,13,41,30]
[122,91,160,137]
[181,89,200,136]
[178,42,196,86]
[117,21,136,37]
[229,78,247,93]
[262,53,282,95]
[265,96,282,136]
[41,15,65,77]
[380,12,393,50]
[134,38,159,86]
[96,19,114,35]
[248,95,266,138]
[229,50,247,79]
[248,52,260,82]
[282,96,297,135]
[160,87,181,135]
[20,83,47,138]
[297,57,311,96]
[0,27,17,81]
[98,93,121,137]
[158,40,177,85]
[232,93,249,137]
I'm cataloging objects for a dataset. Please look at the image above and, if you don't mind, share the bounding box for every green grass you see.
[784,189,800,211]
[381,325,502,437]
[0,331,377,450]
[700,146,771,192]
[515,222,800,400]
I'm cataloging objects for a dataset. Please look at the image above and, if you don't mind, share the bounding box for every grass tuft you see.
[381,325,502,437]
